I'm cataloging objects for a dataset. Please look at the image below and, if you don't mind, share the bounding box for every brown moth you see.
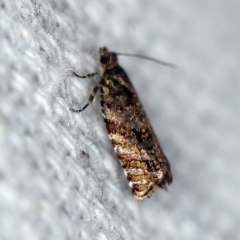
[70,47,172,201]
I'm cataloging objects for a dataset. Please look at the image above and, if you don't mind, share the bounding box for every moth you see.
[70,47,173,201]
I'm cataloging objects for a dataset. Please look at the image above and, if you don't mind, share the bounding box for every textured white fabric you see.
[0,0,239,239]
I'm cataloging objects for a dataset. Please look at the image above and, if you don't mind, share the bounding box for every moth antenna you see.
[115,52,176,68]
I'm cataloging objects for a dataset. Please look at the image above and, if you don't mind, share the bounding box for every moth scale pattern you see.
[70,47,172,201]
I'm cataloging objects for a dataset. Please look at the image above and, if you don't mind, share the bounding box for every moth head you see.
[99,47,118,74]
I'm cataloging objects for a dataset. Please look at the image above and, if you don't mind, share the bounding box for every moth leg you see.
[70,84,100,113]
[133,182,155,200]
[70,71,100,112]
[73,71,98,79]
[142,182,155,198]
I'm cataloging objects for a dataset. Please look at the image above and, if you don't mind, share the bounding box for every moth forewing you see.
[71,46,172,201]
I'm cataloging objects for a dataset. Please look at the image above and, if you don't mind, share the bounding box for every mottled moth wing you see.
[99,47,172,201]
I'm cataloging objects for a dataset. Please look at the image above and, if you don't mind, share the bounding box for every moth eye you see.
[100,56,109,64]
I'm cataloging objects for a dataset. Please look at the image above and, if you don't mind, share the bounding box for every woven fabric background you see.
[0,0,239,239]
